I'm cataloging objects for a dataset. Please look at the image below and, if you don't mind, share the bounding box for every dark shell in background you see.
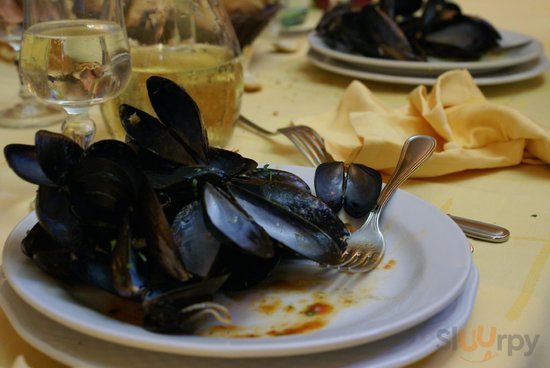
[316,3,423,61]
[421,15,502,59]
[315,162,382,218]
[316,0,500,61]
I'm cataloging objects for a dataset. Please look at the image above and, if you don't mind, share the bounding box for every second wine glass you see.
[19,0,131,147]
[0,0,66,129]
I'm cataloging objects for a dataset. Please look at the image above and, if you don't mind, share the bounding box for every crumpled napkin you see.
[296,70,550,177]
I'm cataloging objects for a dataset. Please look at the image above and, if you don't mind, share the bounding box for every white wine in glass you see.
[19,0,131,147]
[0,0,65,129]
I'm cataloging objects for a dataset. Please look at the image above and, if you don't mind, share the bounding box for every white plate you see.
[307,49,549,86]
[0,266,480,367]
[308,30,543,77]
[2,165,472,358]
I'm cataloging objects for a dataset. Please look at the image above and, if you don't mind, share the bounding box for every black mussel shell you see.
[111,215,148,299]
[133,170,192,283]
[120,104,198,166]
[172,201,222,279]
[4,144,55,186]
[227,183,342,265]
[207,147,258,176]
[68,157,137,235]
[35,185,84,249]
[314,162,345,212]
[203,183,275,259]
[344,163,382,218]
[35,130,83,186]
[240,167,311,193]
[147,76,209,164]
[314,162,382,218]
[21,223,75,281]
[145,165,227,190]
[421,16,501,59]
[235,177,349,248]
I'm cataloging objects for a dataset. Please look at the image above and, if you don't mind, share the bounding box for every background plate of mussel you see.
[309,0,547,83]
[308,30,543,78]
[2,164,473,358]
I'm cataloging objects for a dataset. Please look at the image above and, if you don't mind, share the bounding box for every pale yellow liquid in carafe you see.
[101,44,243,147]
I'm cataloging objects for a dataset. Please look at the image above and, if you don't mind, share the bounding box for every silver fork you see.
[238,115,333,166]
[333,135,437,272]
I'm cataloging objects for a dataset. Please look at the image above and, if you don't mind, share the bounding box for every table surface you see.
[1,0,549,367]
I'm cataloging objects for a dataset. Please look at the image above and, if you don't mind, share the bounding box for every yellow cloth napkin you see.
[298,70,550,177]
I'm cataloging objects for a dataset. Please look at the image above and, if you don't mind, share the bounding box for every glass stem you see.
[62,109,95,148]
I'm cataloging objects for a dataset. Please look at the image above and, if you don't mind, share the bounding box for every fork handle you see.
[377,135,437,209]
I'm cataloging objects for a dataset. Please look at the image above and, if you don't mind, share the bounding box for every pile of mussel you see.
[316,0,501,61]
[4,76,383,334]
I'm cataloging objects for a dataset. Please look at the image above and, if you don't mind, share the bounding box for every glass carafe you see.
[101,0,243,147]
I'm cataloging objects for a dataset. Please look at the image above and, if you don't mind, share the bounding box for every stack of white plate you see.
[1,165,478,367]
[307,30,548,86]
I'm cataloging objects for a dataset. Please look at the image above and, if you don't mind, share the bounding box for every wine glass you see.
[19,0,131,148]
[0,0,65,128]
[100,0,243,148]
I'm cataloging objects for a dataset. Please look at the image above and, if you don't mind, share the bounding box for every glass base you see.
[0,101,66,129]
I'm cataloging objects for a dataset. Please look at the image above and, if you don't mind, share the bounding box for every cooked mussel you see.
[314,162,382,218]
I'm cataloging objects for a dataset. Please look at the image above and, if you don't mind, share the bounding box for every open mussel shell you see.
[111,215,148,299]
[239,167,311,193]
[21,223,75,281]
[227,183,342,265]
[3,144,55,186]
[172,200,222,279]
[172,197,282,291]
[314,162,382,218]
[203,183,275,258]
[146,76,209,164]
[421,16,501,59]
[120,104,198,166]
[207,147,257,177]
[234,176,349,248]
[35,185,84,249]
[35,130,84,186]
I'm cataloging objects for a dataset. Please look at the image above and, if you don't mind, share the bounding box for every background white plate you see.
[2,165,472,358]
[0,267,480,367]
[308,30,542,77]
[308,50,549,86]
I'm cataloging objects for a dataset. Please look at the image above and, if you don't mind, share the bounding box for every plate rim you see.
[307,49,550,86]
[308,30,543,73]
[0,266,479,367]
[2,165,472,358]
